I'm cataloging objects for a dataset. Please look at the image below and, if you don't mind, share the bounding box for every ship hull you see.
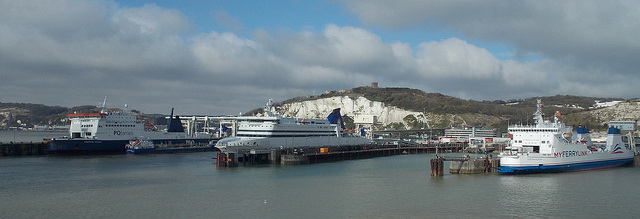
[126,146,215,154]
[126,139,218,154]
[47,139,129,155]
[498,156,634,174]
[49,138,213,155]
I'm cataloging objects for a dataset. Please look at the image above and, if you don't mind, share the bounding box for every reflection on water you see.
[497,175,563,217]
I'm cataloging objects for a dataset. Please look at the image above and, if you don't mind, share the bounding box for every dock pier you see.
[216,143,465,167]
[0,142,48,156]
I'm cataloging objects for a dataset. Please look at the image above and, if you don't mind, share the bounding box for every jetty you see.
[0,142,48,156]
[215,143,465,167]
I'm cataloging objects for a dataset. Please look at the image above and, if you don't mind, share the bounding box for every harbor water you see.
[2,152,640,218]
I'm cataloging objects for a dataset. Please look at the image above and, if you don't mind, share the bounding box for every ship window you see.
[85,132,92,136]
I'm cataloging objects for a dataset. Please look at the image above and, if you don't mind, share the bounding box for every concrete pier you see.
[216,144,465,167]
[0,142,48,156]
[281,154,309,165]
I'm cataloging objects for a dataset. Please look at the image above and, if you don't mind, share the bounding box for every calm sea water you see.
[1,151,639,218]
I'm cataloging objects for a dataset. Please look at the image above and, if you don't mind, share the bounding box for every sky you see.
[1,0,639,115]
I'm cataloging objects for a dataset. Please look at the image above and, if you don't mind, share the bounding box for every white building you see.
[444,127,500,139]
[592,100,622,109]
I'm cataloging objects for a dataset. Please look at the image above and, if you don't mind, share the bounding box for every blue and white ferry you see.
[498,99,635,174]
[48,99,213,155]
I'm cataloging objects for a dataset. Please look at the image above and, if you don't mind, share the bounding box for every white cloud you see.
[0,0,115,41]
[341,0,640,76]
[1,0,638,116]
[192,32,264,78]
[415,38,501,79]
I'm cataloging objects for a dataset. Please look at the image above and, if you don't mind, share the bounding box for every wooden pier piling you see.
[430,158,444,176]
[430,155,500,176]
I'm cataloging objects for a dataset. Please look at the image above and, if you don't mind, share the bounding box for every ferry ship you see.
[498,99,635,174]
[215,101,372,155]
[48,99,214,155]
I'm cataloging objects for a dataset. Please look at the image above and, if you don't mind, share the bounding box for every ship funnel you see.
[327,108,345,129]
[167,108,185,133]
[605,126,623,152]
[575,125,593,145]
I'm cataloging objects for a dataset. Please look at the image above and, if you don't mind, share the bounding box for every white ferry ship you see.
[215,101,372,155]
[48,99,214,154]
[498,99,635,174]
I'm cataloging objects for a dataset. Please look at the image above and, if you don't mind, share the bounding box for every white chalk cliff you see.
[275,96,501,128]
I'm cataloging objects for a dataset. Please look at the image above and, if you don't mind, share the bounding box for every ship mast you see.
[264,99,274,117]
[533,99,544,127]
[100,96,108,114]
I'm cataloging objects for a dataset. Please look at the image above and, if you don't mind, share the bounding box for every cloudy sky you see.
[1,0,638,115]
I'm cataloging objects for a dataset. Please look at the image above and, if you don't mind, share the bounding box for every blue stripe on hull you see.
[498,158,634,174]
[49,138,215,155]
[149,139,212,145]
[126,146,214,154]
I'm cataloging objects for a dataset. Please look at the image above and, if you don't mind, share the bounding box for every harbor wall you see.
[281,154,309,165]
